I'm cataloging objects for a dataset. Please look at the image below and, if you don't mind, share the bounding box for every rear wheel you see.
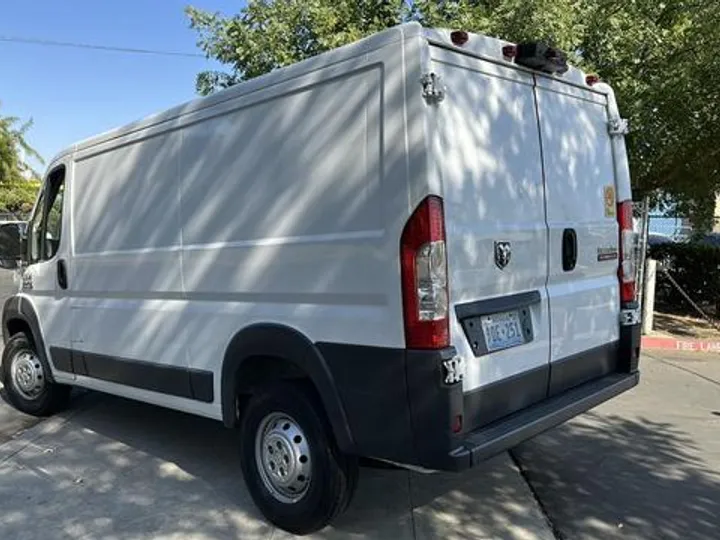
[239,382,358,535]
[1,333,71,416]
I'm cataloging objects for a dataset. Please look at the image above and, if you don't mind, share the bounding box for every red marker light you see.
[502,45,517,58]
[452,414,463,434]
[586,74,600,86]
[451,30,469,46]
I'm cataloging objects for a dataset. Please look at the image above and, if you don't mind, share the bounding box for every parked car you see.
[0,24,640,534]
[0,221,27,270]
[647,232,676,247]
[696,233,720,248]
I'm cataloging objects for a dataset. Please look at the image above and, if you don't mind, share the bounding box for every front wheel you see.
[239,382,358,535]
[1,333,71,416]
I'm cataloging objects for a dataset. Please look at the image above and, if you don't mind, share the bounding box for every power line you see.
[0,35,205,58]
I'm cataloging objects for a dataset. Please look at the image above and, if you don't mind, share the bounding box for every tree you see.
[187,1,720,227]
[0,104,42,216]
[186,1,410,95]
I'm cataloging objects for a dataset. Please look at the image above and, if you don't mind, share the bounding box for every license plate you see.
[481,310,526,352]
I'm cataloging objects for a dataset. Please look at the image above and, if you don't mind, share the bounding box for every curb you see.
[642,335,720,353]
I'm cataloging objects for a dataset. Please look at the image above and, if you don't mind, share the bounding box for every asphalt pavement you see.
[513,351,720,540]
[0,393,554,540]
[2,351,718,539]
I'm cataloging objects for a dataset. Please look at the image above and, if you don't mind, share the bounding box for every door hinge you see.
[421,73,445,104]
[443,355,465,385]
[621,306,641,326]
[608,117,629,136]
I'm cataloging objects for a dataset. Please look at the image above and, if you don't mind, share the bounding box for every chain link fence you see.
[635,197,720,334]
[647,215,693,242]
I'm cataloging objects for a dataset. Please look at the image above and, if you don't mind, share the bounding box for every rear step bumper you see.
[441,371,639,471]
[317,326,640,473]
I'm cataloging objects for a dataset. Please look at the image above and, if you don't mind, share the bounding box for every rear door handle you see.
[562,229,578,272]
[57,259,68,290]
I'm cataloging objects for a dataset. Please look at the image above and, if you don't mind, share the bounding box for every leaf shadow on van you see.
[67,58,407,382]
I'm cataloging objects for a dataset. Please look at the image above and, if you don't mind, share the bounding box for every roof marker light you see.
[451,31,469,46]
[502,45,517,58]
[586,74,600,86]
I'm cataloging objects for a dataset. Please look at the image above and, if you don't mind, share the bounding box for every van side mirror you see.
[0,222,27,270]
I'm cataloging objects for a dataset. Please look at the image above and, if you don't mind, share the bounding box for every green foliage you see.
[187,1,412,94]
[0,179,42,216]
[187,1,720,223]
[0,104,42,217]
[651,242,720,317]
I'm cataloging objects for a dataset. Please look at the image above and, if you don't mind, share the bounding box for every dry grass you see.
[652,311,720,340]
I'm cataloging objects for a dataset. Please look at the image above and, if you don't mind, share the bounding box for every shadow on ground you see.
[513,411,720,540]
[0,388,43,445]
[0,393,551,540]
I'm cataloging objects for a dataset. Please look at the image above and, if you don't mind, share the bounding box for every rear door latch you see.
[421,73,446,104]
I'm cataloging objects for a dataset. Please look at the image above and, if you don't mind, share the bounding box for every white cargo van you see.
[0,23,640,534]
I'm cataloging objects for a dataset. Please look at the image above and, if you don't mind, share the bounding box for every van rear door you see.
[428,47,552,429]
[534,79,621,394]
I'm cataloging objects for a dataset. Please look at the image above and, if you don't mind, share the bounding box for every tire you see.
[239,381,358,535]
[1,333,71,416]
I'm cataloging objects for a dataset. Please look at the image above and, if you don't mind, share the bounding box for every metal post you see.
[642,259,657,335]
[636,196,650,308]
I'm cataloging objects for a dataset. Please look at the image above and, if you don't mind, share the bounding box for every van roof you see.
[47,22,603,166]
[422,28,594,89]
[49,23,420,165]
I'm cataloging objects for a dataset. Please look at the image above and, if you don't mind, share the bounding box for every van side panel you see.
[73,133,182,254]
[63,34,421,424]
[71,131,190,396]
[178,46,417,400]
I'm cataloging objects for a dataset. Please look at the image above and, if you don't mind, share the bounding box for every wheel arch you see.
[2,295,57,383]
[221,323,355,452]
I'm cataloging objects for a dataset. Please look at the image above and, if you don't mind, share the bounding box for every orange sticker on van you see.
[604,186,616,218]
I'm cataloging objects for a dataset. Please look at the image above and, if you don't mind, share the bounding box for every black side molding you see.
[461,341,622,434]
[455,290,541,320]
[50,346,73,373]
[548,341,619,396]
[50,347,214,403]
[463,364,549,431]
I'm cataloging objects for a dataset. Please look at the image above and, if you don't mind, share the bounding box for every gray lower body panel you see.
[447,371,639,470]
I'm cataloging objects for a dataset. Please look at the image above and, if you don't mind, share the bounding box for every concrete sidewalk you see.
[0,393,554,540]
[0,389,40,446]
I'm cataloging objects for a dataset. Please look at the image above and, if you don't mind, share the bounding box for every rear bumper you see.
[317,321,641,472]
[437,371,638,471]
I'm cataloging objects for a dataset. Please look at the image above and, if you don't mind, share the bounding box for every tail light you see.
[617,200,636,304]
[401,196,449,349]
